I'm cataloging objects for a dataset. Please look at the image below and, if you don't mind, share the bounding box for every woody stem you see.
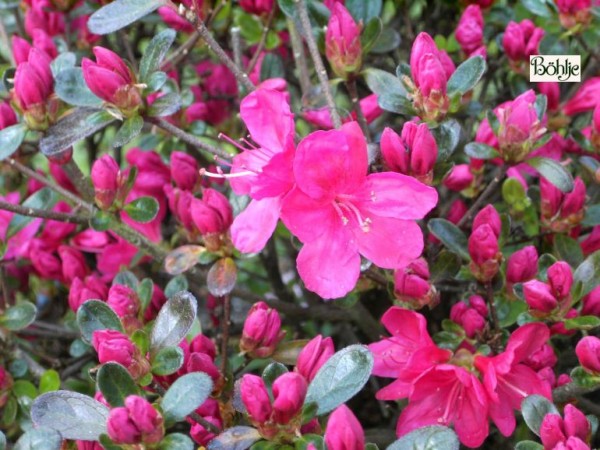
[346,77,371,141]
[485,281,500,335]
[456,165,507,229]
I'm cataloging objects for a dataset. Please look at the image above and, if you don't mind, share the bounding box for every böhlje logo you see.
[529,55,581,82]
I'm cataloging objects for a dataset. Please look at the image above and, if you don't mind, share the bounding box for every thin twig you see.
[62,159,95,203]
[485,281,500,334]
[346,77,371,141]
[246,9,276,75]
[553,382,599,403]
[162,31,202,70]
[0,268,8,311]
[287,18,311,96]
[456,165,507,229]
[295,0,342,128]
[220,295,231,377]
[0,199,90,224]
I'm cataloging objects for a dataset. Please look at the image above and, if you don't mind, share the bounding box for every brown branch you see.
[553,382,600,403]
[162,31,202,71]
[0,199,90,224]
[456,165,507,229]
[62,159,95,203]
[287,18,311,96]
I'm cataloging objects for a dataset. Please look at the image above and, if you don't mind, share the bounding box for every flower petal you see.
[231,197,281,253]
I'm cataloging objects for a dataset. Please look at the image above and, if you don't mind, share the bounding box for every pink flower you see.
[524,280,559,313]
[240,374,272,423]
[68,274,108,312]
[324,405,365,450]
[303,94,382,130]
[503,20,544,67]
[170,151,199,191]
[444,164,474,191]
[575,336,600,374]
[456,5,485,57]
[281,122,437,299]
[25,0,65,36]
[272,372,307,424]
[240,301,285,357]
[506,245,538,284]
[229,88,296,253]
[58,245,89,283]
[581,286,600,316]
[106,284,140,318]
[563,78,600,116]
[325,3,362,79]
[540,404,591,450]
[12,35,32,65]
[393,258,437,309]
[295,335,334,382]
[474,323,552,436]
[107,395,164,445]
[91,154,121,210]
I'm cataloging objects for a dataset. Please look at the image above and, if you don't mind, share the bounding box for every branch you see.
[295,0,342,129]
[62,159,95,203]
[162,30,202,70]
[0,199,90,224]
[553,382,599,403]
[456,165,507,229]
[287,18,311,96]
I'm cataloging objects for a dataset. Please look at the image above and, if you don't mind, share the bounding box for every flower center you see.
[332,195,371,232]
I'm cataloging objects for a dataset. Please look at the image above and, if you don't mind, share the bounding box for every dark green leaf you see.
[207,257,238,297]
[370,28,401,54]
[564,315,600,330]
[0,123,27,161]
[123,196,159,223]
[0,302,36,330]
[521,395,559,436]
[113,115,144,148]
[262,362,288,389]
[429,251,460,282]
[113,270,139,289]
[387,426,459,450]
[88,0,168,34]
[582,204,600,227]
[447,56,486,96]
[574,251,600,298]
[553,234,583,267]
[486,110,500,135]
[158,434,195,450]
[40,108,116,158]
[146,71,168,92]
[165,275,188,298]
[147,92,183,117]
[91,211,112,231]
[521,0,553,17]
[464,142,499,159]
[97,363,139,407]
[526,157,574,193]
[361,18,382,54]
[534,94,547,120]
[345,0,381,22]
[150,291,197,356]
[515,441,544,450]
[207,426,262,450]
[39,369,60,393]
[76,300,123,343]
[31,391,110,440]
[260,53,285,81]
[139,29,177,82]
[151,346,185,376]
[7,187,57,238]
[161,372,213,423]
[431,119,461,161]
[427,219,470,260]
[363,68,411,115]
[305,345,373,415]
[55,68,102,107]
[14,428,62,450]
[137,278,154,314]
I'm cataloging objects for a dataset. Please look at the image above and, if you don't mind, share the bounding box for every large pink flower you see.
[230,88,295,253]
[280,122,437,299]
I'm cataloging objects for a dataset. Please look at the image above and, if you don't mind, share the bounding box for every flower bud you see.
[191,189,233,236]
[240,301,285,357]
[393,258,438,308]
[189,334,217,360]
[468,224,501,282]
[240,0,274,15]
[503,20,544,70]
[564,404,591,442]
[443,164,474,192]
[472,204,501,237]
[68,275,109,312]
[547,261,573,300]
[451,296,488,338]
[523,280,558,313]
[296,335,334,382]
[325,3,362,79]
[576,336,600,374]
[240,374,272,423]
[0,367,13,408]
[272,372,307,424]
[12,35,32,65]
[540,413,567,449]
[506,245,539,285]
[58,245,90,284]
[107,284,140,318]
[539,82,561,113]
[581,286,600,316]
[13,49,54,126]
[556,0,593,29]
[190,416,222,446]
[158,1,196,33]
[171,151,200,191]
[91,154,120,210]
[455,5,485,57]
[107,395,164,445]
[524,344,557,371]
[92,330,148,379]
[0,102,18,130]
[32,29,58,59]
[324,405,365,450]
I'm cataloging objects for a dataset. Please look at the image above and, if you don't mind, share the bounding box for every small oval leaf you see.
[207,426,262,450]
[161,372,213,423]
[150,291,197,355]
[387,425,460,450]
[123,196,159,223]
[97,363,139,407]
[526,157,574,193]
[0,123,27,161]
[88,0,168,35]
[207,258,238,297]
[76,300,123,343]
[521,394,559,436]
[0,302,37,331]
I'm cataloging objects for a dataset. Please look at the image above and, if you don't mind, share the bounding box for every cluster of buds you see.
[505,245,538,293]
[556,0,593,30]
[540,176,586,232]
[240,301,285,358]
[407,32,455,122]
[189,399,222,446]
[455,5,486,58]
[450,295,488,339]
[240,372,307,440]
[91,329,150,380]
[468,205,502,282]
[393,258,439,309]
[540,404,592,450]
[502,19,544,73]
[380,122,438,184]
[325,3,363,80]
[106,395,164,445]
[82,47,143,116]
[523,261,573,318]
[90,154,131,210]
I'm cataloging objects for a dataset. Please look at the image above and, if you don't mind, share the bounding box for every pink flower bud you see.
[190,416,222,446]
[13,49,53,111]
[447,199,468,224]
[68,274,108,312]
[416,53,447,97]
[58,245,89,284]
[563,77,600,116]
[455,5,485,57]
[240,301,285,358]
[12,35,32,65]
[0,102,18,130]
[171,151,200,191]
[25,0,65,37]
[380,127,409,174]
[556,0,592,28]
[91,154,120,210]
[451,297,488,338]
[296,335,334,382]
[92,330,148,379]
[524,344,557,371]
[32,29,57,59]
[30,245,62,280]
[560,177,586,219]
[107,284,140,318]
[272,372,307,424]
[240,374,272,423]
[503,20,544,64]
[506,245,539,284]
[186,352,221,383]
[541,413,567,449]
[107,395,164,445]
[410,33,439,82]
[563,404,590,442]
[324,405,365,450]
[239,0,274,15]
[468,224,499,265]
[547,261,573,300]
[576,336,600,374]
[443,164,474,191]
[523,280,558,313]
[325,3,362,79]
[581,286,600,316]
[189,334,217,360]
[191,189,233,236]
[473,204,501,237]
[158,3,196,33]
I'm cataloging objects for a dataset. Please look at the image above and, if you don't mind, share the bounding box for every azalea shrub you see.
[2,0,600,449]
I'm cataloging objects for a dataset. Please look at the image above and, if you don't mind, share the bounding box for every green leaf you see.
[486,110,500,135]
[151,346,185,376]
[39,369,60,393]
[427,219,470,260]
[0,123,27,160]
[363,68,411,115]
[429,250,461,283]
[31,391,110,440]
[464,142,499,159]
[502,178,527,205]
[113,115,144,148]
[91,211,112,231]
[521,394,559,436]
[553,234,583,267]
[139,29,177,82]
[13,380,37,399]
[147,92,183,117]
[207,257,238,297]
[361,18,383,54]
[158,433,195,450]
[305,345,373,415]
[574,251,600,298]
[76,300,123,343]
[534,94,547,120]
[50,52,77,76]
[526,157,574,193]
[123,196,159,223]
[447,56,486,96]
[515,441,544,450]
[55,68,102,107]
[161,372,213,423]
[6,187,57,238]
[260,53,285,82]
[370,28,401,54]
[346,0,381,22]
[564,315,600,330]
[271,339,310,366]
[582,204,600,227]
[387,426,459,450]
[40,108,116,158]
[88,0,168,35]
[113,270,139,289]
[146,71,168,93]
[97,363,139,407]
[165,275,188,298]
[150,291,197,356]
[137,278,154,314]
[0,302,36,330]
[431,119,461,162]
[14,428,62,450]
[570,366,600,388]
[262,362,288,388]
[521,0,553,17]
[207,426,262,450]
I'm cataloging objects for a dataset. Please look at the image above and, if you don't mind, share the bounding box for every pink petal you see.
[231,197,281,253]
[280,187,338,244]
[505,322,550,364]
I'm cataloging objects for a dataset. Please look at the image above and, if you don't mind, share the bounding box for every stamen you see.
[218,133,248,152]
[332,202,349,225]
[199,167,255,179]
[338,200,371,232]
